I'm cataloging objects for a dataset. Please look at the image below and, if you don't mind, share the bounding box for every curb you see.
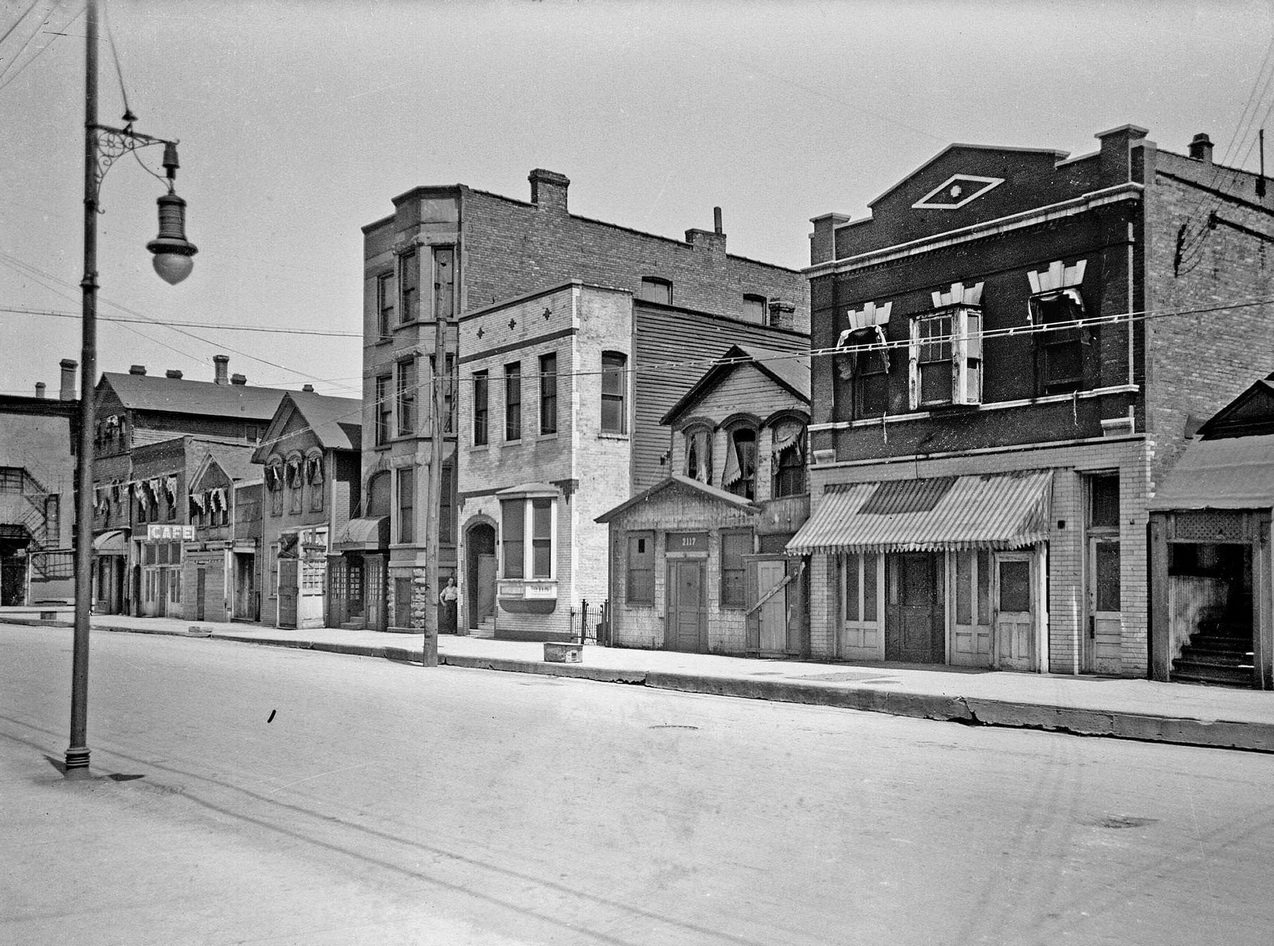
[11,618,1274,754]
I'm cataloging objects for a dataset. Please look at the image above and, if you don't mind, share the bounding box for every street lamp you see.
[67,0,196,775]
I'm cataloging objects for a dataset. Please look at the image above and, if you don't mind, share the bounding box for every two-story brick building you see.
[598,344,811,656]
[792,125,1274,677]
[354,169,809,633]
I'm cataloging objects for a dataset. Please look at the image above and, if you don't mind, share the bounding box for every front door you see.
[365,555,385,631]
[1087,537,1122,674]
[666,559,706,653]
[994,552,1034,671]
[277,558,298,628]
[234,554,256,620]
[155,567,168,618]
[755,559,788,654]
[195,568,206,622]
[477,553,497,624]
[951,550,993,667]
[887,552,942,662]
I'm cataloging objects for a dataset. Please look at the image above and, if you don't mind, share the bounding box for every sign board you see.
[147,524,195,541]
[668,531,709,554]
[498,580,558,600]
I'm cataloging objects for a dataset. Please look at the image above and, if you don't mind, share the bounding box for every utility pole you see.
[67,0,100,774]
[422,286,445,667]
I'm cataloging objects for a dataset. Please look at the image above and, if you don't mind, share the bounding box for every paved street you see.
[4,623,1274,945]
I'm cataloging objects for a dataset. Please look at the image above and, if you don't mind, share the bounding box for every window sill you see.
[537,432,559,441]
[598,431,629,441]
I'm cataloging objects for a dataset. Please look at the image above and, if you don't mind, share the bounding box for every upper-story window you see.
[375,375,391,446]
[429,353,456,433]
[771,418,807,498]
[909,283,983,410]
[742,294,767,324]
[397,359,417,436]
[504,361,522,441]
[286,456,304,514]
[473,370,489,446]
[539,352,557,435]
[834,302,892,421]
[306,453,324,513]
[399,248,419,323]
[1028,261,1089,396]
[684,424,713,484]
[637,277,672,305]
[601,352,628,434]
[397,467,414,543]
[432,246,455,322]
[376,270,396,338]
[265,460,284,517]
[722,425,757,500]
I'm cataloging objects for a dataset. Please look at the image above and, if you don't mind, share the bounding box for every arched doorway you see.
[465,520,497,631]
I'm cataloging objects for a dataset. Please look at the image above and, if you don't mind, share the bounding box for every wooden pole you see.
[422,288,444,667]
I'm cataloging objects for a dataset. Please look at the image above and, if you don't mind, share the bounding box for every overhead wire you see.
[0,0,82,93]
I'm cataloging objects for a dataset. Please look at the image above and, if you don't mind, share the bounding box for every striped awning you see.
[787,470,1053,555]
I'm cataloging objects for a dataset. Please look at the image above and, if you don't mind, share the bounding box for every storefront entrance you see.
[886,552,943,663]
[666,559,707,653]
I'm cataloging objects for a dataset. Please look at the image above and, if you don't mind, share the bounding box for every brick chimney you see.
[166,369,183,379]
[213,354,229,385]
[1189,132,1214,164]
[60,358,78,400]
[301,383,314,392]
[129,364,146,375]
[1096,124,1149,187]
[768,300,796,331]
[231,374,247,385]
[35,382,45,399]
[528,169,569,213]
[809,212,850,265]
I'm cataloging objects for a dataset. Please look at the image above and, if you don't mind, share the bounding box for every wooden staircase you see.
[1173,611,1254,687]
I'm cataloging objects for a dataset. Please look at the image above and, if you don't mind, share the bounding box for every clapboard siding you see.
[632,302,809,491]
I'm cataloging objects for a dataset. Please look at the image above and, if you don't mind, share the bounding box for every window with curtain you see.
[684,426,713,484]
[722,427,757,500]
[770,419,807,497]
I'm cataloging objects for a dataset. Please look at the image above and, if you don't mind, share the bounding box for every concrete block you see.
[543,641,583,663]
[187,625,213,637]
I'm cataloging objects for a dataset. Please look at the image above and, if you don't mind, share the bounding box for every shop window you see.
[530,498,552,578]
[501,500,524,579]
[473,370,489,446]
[626,531,654,605]
[539,352,557,435]
[499,495,555,580]
[722,426,757,500]
[842,552,878,623]
[684,425,713,484]
[909,305,982,409]
[396,467,414,544]
[770,418,807,498]
[720,530,750,607]
[505,361,522,441]
[637,276,672,305]
[376,270,395,338]
[601,352,627,434]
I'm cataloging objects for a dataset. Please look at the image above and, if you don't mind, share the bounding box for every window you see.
[399,249,418,323]
[1089,474,1120,529]
[439,464,454,545]
[626,531,654,605]
[684,425,712,484]
[601,352,627,434]
[842,552,878,623]
[909,307,981,409]
[366,471,391,518]
[720,530,750,607]
[266,462,283,516]
[376,270,396,337]
[722,427,757,500]
[742,294,767,324]
[770,419,806,497]
[835,335,891,420]
[397,467,414,543]
[1032,294,1085,395]
[287,458,303,514]
[472,370,489,446]
[501,500,524,578]
[432,246,455,322]
[638,277,672,305]
[428,353,456,434]
[307,455,324,513]
[397,359,416,436]
[539,352,557,435]
[375,375,391,446]
[505,362,522,441]
[531,498,552,578]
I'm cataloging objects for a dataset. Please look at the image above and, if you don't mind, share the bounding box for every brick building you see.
[355,169,809,633]
[793,125,1274,677]
[598,344,811,656]
[0,360,78,606]
[90,356,291,615]
[181,448,262,623]
[253,391,361,629]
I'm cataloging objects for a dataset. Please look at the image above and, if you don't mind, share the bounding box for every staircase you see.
[470,615,496,639]
[1173,611,1254,687]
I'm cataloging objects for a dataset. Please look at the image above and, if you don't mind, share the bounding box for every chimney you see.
[35,382,46,399]
[767,299,796,331]
[231,374,247,385]
[301,383,314,392]
[129,364,146,375]
[166,369,183,379]
[528,169,569,213]
[810,212,851,265]
[686,207,727,257]
[1189,132,1214,164]
[713,206,723,235]
[60,358,78,400]
[213,354,229,385]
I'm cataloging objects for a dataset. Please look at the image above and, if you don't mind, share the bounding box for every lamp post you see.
[67,0,197,775]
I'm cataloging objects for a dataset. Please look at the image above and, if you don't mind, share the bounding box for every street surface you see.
[3,622,1274,945]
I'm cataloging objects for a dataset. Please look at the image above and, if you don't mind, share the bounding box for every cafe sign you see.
[147,524,195,541]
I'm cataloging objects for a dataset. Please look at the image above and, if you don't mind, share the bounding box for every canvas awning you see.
[332,516,389,551]
[92,529,127,554]
[786,470,1053,555]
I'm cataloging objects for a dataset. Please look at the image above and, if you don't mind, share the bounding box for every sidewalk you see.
[7,607,1274,753]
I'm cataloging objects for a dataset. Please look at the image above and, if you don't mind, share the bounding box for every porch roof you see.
[1149,433,1274,511]
[786,470,1053,555]
[332,516,389,551]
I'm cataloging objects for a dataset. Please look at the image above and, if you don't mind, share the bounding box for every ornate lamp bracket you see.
[88,122,176,202]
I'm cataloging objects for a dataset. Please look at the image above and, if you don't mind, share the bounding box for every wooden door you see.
[1087,537,1122,674]
[366,556,385,631]
[951,550,993,667]
[755,559,788,654]
[477,554,497,622]
[887,553,941,663]
[155,567,168,618]
[666,560,706,653]
[277,558,298,628]
[994,552,1034,671]
[196,568,206,621]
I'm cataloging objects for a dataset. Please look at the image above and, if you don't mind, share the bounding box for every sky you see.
[1,0,1270,400]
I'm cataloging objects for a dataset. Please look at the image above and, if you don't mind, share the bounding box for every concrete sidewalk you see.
[7,607,1274,753]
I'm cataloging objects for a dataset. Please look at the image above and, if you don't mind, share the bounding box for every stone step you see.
[1172,660,1254,687]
